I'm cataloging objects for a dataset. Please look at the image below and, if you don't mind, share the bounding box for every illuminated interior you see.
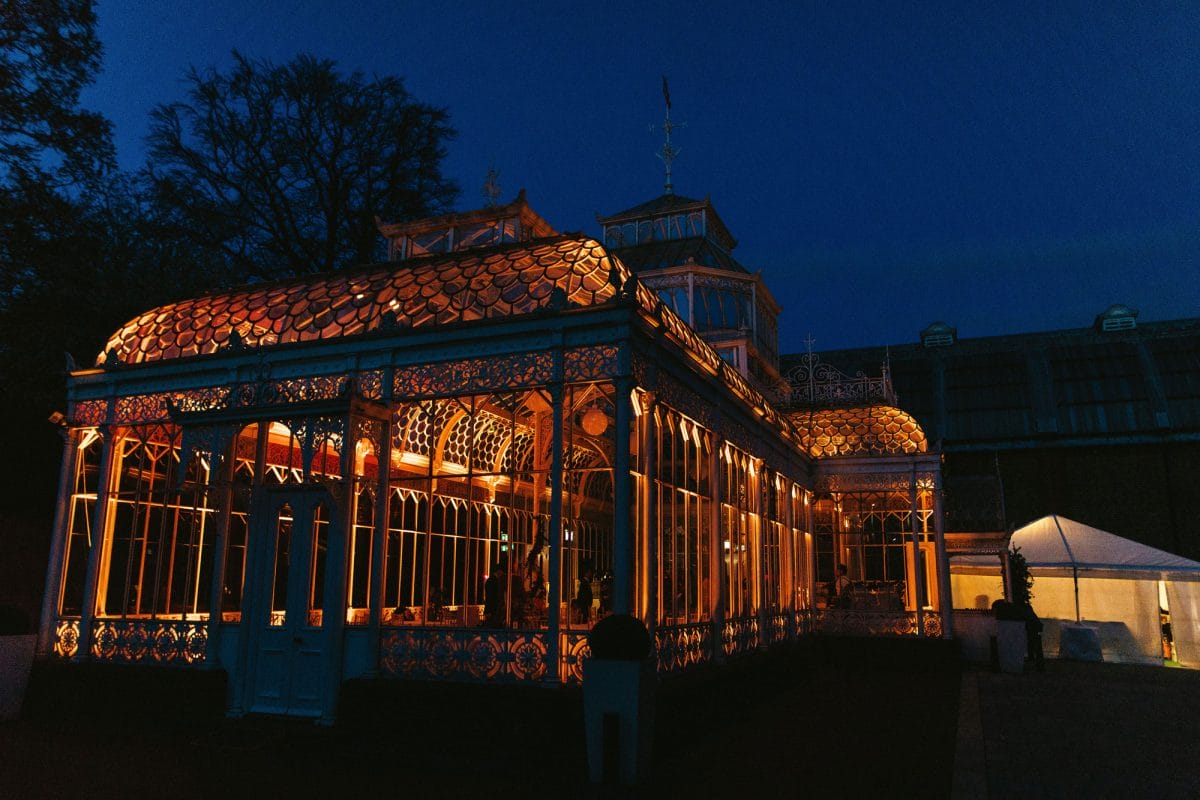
[44,197,949,714]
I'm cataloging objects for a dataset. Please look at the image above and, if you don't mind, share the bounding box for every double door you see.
[245,486,341,717]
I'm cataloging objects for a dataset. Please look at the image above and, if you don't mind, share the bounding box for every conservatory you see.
[37,196,949,721]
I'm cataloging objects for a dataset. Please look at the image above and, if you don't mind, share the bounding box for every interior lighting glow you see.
[581,407,608,436]
[77,428,101,451]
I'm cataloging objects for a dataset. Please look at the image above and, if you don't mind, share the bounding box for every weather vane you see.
[482,167,502,207]
[650,76,684,195]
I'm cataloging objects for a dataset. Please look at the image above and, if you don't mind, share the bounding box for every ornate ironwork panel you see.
[379,628,549,683]
[654,622,713,672]
[89,619,208,665]
[563,345,620,382]
[765,613,791,645]
[71,400,108,427]
[170,386,234,414]
[815,471,938,494]
[357,369,385,400]
[115,392,173,424]
[53,618,80,658]
[784,353,897,407]
[560,631,591,685]
[654,370,716,430]
[179,424,235,483]
[814,609,922,637]
[721,616,760,657]
[393,352,554,397]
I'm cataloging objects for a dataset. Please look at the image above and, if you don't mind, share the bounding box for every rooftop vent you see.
[1094,304,1138,333]
[920,321,957,348]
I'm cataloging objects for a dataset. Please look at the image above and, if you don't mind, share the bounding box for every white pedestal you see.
[583,659,656,785]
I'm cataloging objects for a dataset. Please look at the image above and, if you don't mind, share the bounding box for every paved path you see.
[954,660,1200,799]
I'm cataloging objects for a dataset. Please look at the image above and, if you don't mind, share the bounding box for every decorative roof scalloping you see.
[96,230,817,466]
[789,405,927,458]
[99,235,620,365]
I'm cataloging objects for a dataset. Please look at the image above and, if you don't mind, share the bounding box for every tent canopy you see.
[953,515,1200,580]
[1009,515,1200,578]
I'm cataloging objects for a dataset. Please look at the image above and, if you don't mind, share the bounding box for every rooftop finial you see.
[650,76,684,195]
[482,166,502,207]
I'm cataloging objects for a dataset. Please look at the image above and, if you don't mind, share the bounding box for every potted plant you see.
[0,604,36,721]
[582,614,655,786]
[992,547,1035,673]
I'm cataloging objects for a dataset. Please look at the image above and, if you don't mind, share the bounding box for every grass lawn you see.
[2,636,961,799]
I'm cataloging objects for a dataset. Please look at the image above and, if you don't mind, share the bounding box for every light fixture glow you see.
[581,407,608,436]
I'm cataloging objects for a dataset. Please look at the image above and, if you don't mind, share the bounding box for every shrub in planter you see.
[587,614,651,661]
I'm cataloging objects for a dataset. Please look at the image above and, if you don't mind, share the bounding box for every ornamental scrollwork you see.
[235,375,348,409]
[178,424,235,486]
[89,619,208,665]
[560,631,591,684]
[357,369,385,400]
[815,471,937,494]
[784,353,897,407]
[563,345,619,383]
[379,628,549,683]
[654,371,716,431]
[394,352,554,397]
[53,618,80,658]
[353,417,385,459]
[721,616,760,657]
[814,608,920,637]
[654,622,712,672]
[71,399,108,427]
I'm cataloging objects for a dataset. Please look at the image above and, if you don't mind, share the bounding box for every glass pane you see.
[308,503,329,626]
[270,506,292,626]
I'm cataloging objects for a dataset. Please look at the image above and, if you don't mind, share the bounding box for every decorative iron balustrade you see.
[53,618,80,658]
[784,353,897,407]
[654,621,714,672]
[814,608,944,638]
[379,627,550,683]
[765,612,792,645]
[89,618,208,665]
[560,631,591,684]
[721,617,760,657]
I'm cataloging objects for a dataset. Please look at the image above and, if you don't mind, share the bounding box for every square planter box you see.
[996,620,1027,674]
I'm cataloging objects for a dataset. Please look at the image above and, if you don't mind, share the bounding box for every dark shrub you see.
[588,614,651,661]
[0,605,32,635]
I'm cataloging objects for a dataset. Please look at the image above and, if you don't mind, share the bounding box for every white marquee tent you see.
[951,515,1200,667]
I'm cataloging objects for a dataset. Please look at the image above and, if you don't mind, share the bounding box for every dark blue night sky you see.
[83,1,1199,352]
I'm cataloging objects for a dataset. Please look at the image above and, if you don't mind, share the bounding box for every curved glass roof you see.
[101,235,619,365]
[790,405,927,458]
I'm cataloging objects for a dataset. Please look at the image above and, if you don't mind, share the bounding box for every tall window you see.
[98,424,217,620]
[721,445,756,618]
[654,407,713,624]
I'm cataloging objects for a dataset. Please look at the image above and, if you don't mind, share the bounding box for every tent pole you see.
[1073,565,1080,622]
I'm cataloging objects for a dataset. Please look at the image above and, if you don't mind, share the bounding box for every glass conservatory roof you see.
[790,405,928,458]
[100,235,620,365]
